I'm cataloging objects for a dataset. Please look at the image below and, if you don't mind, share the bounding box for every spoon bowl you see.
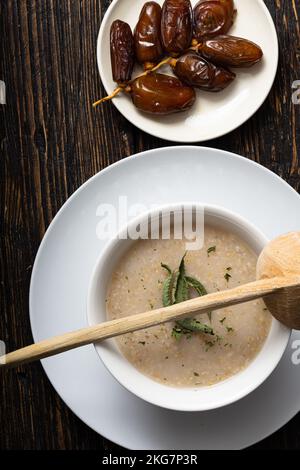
[257,232,300,329]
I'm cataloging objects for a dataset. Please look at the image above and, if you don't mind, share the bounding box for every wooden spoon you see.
[1,232,300,369]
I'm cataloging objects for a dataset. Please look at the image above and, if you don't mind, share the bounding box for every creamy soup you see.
[106,226,272,387]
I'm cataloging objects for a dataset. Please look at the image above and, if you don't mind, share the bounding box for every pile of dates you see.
[96,0,263,115]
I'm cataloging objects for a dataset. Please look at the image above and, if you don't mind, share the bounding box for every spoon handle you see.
[1,275,299,368]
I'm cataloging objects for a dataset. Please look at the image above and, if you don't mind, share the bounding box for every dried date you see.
[161,0,193,55]
[172,51,236,91]
[110,20,135,84]
[134,2,163,68]
[193,0,235,40]
[200,35,263,67]
[130,73,196,114]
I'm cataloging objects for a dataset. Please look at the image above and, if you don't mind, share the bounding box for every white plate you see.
[97,0,278,142]
[30,147,300,450]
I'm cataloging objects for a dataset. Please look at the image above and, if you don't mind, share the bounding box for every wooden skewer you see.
[1,232,300,369]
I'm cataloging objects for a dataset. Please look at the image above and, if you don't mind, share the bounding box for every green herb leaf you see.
[175,275,189,304]
[185,276,207,296]
[172,269,181,304]
[162,267,182,307]
[224,272,232,282]
[162,274,174,307]
[162,262,180,307]
[179,252,187,276]
[185,276,212,322]
[175,254,189,304]
[176,318,214,335]
[161,262,172,275]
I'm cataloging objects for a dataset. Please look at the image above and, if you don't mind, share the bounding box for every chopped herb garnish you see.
[226,267,232,271]
[224,272,232,282]
[220,317,226,324]
[193,372,199,377]
[171,327,183,340]
[148,301,154,310]
[226,326,234,333]
[138,341,146,345]
[207,246,216,256]
[165,356,169,360]
[205,340,215,352]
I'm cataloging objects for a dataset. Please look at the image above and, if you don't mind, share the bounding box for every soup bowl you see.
[87,204,290,411]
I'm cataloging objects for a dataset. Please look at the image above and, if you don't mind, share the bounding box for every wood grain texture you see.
[0,0,299,450]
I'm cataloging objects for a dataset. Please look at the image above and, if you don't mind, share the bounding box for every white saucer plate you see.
[97,0,278,142]
[30,147,300,450]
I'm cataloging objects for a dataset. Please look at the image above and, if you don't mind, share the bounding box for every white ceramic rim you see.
[97,0,279,142]
[87,202,291,412]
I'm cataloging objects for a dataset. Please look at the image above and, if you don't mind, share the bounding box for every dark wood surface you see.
[0,0,300,450]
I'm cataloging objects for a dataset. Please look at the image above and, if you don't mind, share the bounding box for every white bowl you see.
[87,203,290,412]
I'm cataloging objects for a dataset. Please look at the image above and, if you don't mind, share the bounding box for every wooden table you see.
[1,0,300,450]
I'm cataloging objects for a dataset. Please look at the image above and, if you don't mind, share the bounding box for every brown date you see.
[193,0,235,40]
[200,35,263,67]
[161,0,193,55]
[130,73,196,114]
[219,0,235,16]
[134,2,163,68]
[110,20,135,85]
[173,51,236,92]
